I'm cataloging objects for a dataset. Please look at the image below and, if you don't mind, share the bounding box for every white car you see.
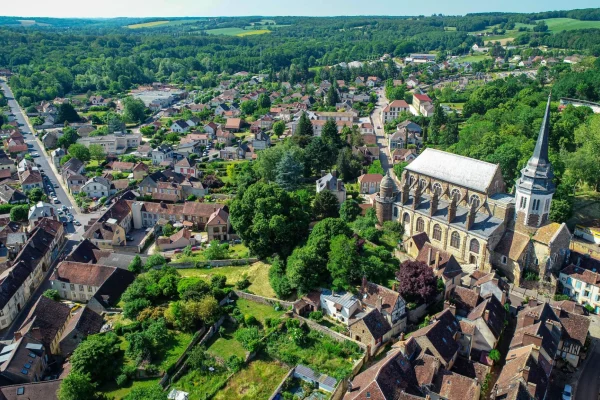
[30,152,40,157]
[562,385,572,400]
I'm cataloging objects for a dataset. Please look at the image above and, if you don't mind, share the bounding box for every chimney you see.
[484,309,490,322]
[448,196,457,223]
[430,192,439,216]
[427,247,433,265]
[361,275,368,292]
[337,180,342,191]
[434,251,441,272]
[391,282,398,292]
[347,380,353,392]
[527,383,537,397]
[14,331,22,340]
[521,366,530,383]
[399,332,405,341]
[522,312,535,327]
[376,296,382,312]
[474,285,481,295]
[522,332,543,348]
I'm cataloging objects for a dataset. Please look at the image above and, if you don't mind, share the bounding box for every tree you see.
[56,103,81,124]
[336,147,362,181]
[368,160,384,175]
[275,151,303,191]
[57,127,79,148]
[106,112,126,133]
[68,143,90,162]
[326,85,340,107]
[489,349,501,362]
[305,137,334,175]
[340,199,361,222]
[550,199,573,223]
[429,102,447,144]
[10,205,29,222]
[128,255,143,274]
[229,182,310,258]
[272,120,286,136]
[70,332,121,383]
[327,235,360,290]
[394,162,409,179]
[321,119,342,148]
[257,93,271,109]
[122,97,146,123]
[204,240,229,260]
[396,260,438,304]
[58,372,98,400]
[383,221,404,242]
[89,144,105,162]
[240,100,257,115]
[145,254,166,270]
[313,190,340,220]
[124,385,167,400]
[293,111,313,147]
[43,289,60,301]
[268,257,293,298]
[27,187,44,203]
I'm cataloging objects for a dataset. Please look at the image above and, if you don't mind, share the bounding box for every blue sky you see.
[3,0,599,18]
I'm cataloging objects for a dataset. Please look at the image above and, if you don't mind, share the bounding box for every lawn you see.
[539,18,600,32]
[155,331,193,373]
[101,378,161,400]
[236,298,284,324]
[172,369,230,400]
[213,357,290,400]
[127,20,170,29]
[567,190,600,230]
[177,261,275,298]
[205,28,247,35]
[460,54,492,63]
[441,102,465,110]
[206,320,247,360]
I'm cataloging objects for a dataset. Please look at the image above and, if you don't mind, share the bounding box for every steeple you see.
[529,94,551,168]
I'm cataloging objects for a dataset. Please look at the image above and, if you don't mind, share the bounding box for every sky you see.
[2,0,599,18]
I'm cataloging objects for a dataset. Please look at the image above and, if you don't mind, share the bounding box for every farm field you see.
[459,54,492,63]
[127,20,169,29]
[205,27,271,36]
[539,18,600,32]
[237,29,271,37]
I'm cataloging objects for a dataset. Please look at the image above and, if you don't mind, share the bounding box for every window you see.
[533,199,540,211]
[520,196,527,209]
[419,179,427,190]
[470,194,480,209]
[545,199,550,212]
[433,224,442,241]
[501,255,507,264]
[62,283,66,289]
[409,175,415,186]
[88,286,92,292]
[79,285,84,291]
[450,232,460,248]
[584,291,590,298]
[70,284,75,290]
[416,218,424,233]
[451,189,461,202]
[403,213,410,224]
[432,183,442,196]
[393,207,398,218]
[575,281,582,289]
[469,239,480,253]
[566,277,572,285]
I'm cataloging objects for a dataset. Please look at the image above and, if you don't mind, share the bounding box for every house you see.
[132,162,149,180]
[131,201,225,231]
[204,122,219,137]
[216,129,236,146]
[559,253,600,313]
[0,152,16,174]
[41,132,59,150]
[50,261,134,304]
[110,161,135,173]
[83,218,126,249]
[0,337,46,384]
[206,208,230,241]
[81,177,113,198]
[320,290,360,325]
[174,157,198,178]
[358,174,383,194]
[64,172,86,195]
[251,131,270,151]
[58,306,104,357]
[19,170,43,192]
[27,202,58,230]
[416,243,464,290]
[224,118,242,132]
[413,93,432,111]
[392,148,417,164]
[316,171,346,204]
[170,119,190,133]
[152,144,174,165]
[156,227,196,251]
[0,380,61,400]
[50,148,65,167]
[367,76,382,87]
[382,100,410,123]
[348,308,392,350]
[462,295,506,355]
[353,146,379,163]
[60,158,85,181]
[77,133,142,155]
[90,95,104,105]
[292,364,337,393]
[358,278,407,335]
[77,125,95,137]
[0,185,27,204]
[359,122,374,135]
[214,103,230,116]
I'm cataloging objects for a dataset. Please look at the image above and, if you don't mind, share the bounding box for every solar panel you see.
[1,343,17,354]
[24,363,31,369]
[28,353,36,358]
[16,387,24,395]
[20,369,28,375]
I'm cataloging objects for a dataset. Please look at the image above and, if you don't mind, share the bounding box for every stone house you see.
[358,173,383,194]
[348,308,392,353]
[206,208,230,241]
[58,306,104,357]
[81,177,113,198]
[156,228,195,251]
[83,219,126,249]
[20,169,43,192]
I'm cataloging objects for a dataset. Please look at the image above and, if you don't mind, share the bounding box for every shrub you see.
[244,315,258,326]
[554,294,571,301]
[524,271,540,281]
[309,311,323,322]
[584,304,595,313]
[43,289,60,301]
[489,349,501,362]
[116,374,128,387]
[226,355,244,372]
[236,275,251,290]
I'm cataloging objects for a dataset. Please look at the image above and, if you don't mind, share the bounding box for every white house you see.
[170,120,190,133]
[320,290,360,325]
[315,172,346,204]
[81,177,113,199]
[559,260,600,313]
[382,100,410,124]
[152,144,174,165]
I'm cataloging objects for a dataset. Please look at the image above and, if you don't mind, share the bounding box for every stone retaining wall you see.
[172,258,259,268]
[233,290,295,308]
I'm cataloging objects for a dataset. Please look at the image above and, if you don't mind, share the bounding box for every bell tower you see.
[515,94,555,230]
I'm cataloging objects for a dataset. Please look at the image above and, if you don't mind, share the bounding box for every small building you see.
[358,174,383,194]
[320,290,360,325]
[156,228,196,251]
[316,171,346,204]
[20,170,43,192]
[382,100,410,123]
[206,208,230,242]
[293,364,338,393]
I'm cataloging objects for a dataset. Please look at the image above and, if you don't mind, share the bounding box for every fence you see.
[233,290,295,308]
[172,258,259,268]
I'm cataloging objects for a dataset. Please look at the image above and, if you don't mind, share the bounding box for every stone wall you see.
[172,258,259,268]
[233,290,295,308]
[291,314,368,351]
[268,367,295,400]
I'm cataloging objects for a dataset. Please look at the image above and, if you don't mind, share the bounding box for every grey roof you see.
[96,253,148,270]
[321,289,359,309]
[295,364,338,389]
[489,193,515,205]
[396,193,504,239]
[406,148,499,193]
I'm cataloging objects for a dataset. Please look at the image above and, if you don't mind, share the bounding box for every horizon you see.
[2,0,599,19]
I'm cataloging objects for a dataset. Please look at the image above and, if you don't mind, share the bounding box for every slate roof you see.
[91,268,135,308]
[450,286,480,312]
[60,306,103,341]
[359,280,402,316]
[406,148,500,193]
[354,309,391,340]
[294,364,337,389]
[416,243,463,280]
[66,239,102,264]
[0,380,61,400]
[467,295,506,338]
[16,296,71,350]
[411,310,460,364]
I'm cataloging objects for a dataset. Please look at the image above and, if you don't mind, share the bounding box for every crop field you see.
[539,18,600,32]
[206,27,271,36]
[127,20,170,29]
[237,29,271,37]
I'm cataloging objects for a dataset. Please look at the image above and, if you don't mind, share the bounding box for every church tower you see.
[515,94,555,229]
[375,171,396,225]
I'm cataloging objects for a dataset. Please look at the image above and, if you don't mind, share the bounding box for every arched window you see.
[416,218,424,233]
[451,189,461,202]
[432,183,442,196]
[433,224,442,241]
[470,238,480,254]
[409,175,415,187]
[419,179,427,190]
[545,199,550,212]
[403,213,410,223]
[450,232,460,248]
[470,194,480,209]
[393,207,398,218]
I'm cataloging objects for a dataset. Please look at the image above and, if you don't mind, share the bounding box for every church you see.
[376,96,571,285]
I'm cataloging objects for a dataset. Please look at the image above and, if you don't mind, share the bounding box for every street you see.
[372,88,393,173]
[575,315,600,400]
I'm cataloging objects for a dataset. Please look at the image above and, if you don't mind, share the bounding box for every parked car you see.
[30,152,39,157]
[563,385,572,400]
[173,249,183,254]
[126,235,134,241]
[74,220,81,226]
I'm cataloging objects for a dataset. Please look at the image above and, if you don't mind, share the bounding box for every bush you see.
[524,271,540,281]
[43,289,60,301]
[584,304,595,313]
[554,294,571,301]
[226,355,244,372]
[116,374,128,387]
[489,349,501,362]
[308,311,323,322]
[244,314,258,326]
[236,275,251,290]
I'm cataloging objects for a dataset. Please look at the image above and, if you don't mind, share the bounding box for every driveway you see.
[0,81,100,239]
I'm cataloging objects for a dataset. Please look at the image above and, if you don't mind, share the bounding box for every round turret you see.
[380,171,395,198]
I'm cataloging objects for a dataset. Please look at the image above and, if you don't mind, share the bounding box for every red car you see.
[173,249,183,254]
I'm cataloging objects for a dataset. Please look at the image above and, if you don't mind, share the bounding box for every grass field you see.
[206,320,247,360]
[236,298,284,324]
[237,29,271,37]
[213,357,289,400]
[206,27,272,36]
[127,20,170,29]
[568,190,600,230]
[101,378,161,400]
[539,18,600,32]
[177,261,276,298]
[173,369,230,400]
[460,54,492,63]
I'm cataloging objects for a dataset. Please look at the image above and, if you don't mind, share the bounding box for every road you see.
[0,80,99,241]
[372,88,392,173]
[575,315,600,400]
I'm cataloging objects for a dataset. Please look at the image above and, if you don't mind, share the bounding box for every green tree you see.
[145,254,166,270]
[321,119,342,148]
[336,147,362,181]
[89,144,105,162]
[70,332,121,383]
[305,137,334,175]
[272,120,286,136]
[43,289,61,301]
[57,127,79,149]
[275,151,303,191]
[56,103,81,124]
[204,240,229,260]
[229,182,310,258]
[268,257,293,298]
[313,190,340,220]
[240,100,257,115]
[340,199,361,222]
[162,223,174,237]
[489,349,501,362]
[124,385,167,400]
[128,255,143,274]
[122,97,147,123]
[327,235,360,290]
[326,84,340,106]
[58,372,98,400]
[106,112,126,133]
[368,160,384,175]
[27,187,45,203]
[429,102,447,145]
[394,162,409,179]
[67,143,91,162]
[258,93,271,109]
[10,205,29,222]
[293,111,313,147]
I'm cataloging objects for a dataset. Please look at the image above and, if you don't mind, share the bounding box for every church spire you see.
[530,94,551,167]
